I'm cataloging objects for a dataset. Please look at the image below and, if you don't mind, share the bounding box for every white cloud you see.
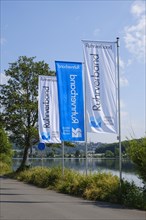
[127,59,133,66]
[120,100,126,109]
[124,1,146,62]
[120,75,129,87]
[120,100,128,119]
[121,111,128,119]
[119,57,129,87]
[131,1,145,17]
[119,57,125,69]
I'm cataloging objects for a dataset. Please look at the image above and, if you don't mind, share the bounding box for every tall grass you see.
[12,166,146,210]
[0,161,12,175]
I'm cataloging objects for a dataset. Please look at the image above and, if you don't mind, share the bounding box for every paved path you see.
[0,176,146,220]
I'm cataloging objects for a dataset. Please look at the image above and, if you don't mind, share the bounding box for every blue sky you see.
[1,0,145,143]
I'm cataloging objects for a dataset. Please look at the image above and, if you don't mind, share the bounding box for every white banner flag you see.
[83,40,118,133]
[38,75,61,143]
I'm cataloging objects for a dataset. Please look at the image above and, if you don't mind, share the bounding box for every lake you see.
[12,158,144,187]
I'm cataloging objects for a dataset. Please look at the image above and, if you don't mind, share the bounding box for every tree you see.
[114,147,119,157]
[105,150,114,158]
[75,150,80,158]
[127,137,146,184]
[0,123,13,165]
[0,56,54,171]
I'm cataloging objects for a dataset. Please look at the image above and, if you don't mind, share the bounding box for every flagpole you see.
[62,141,65,177]
[85,131,88,176]
[83,61,88,176]
[116,37,122,184]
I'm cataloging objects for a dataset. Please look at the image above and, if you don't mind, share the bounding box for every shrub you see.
[29,167,51,187]
[83,172,119,202]
[16,166,63,188]
[56,169,82,195]
[12,166,146,210]
[47,167,62,188]
[127,137,146,184]
[0,161,12,174]
[17,167,51,187]
[120,180,146,209]
[71,174,92,196]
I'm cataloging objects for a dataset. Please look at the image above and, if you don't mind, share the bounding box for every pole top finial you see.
[116,37,120,46]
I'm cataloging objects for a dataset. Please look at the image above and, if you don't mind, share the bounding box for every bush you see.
[12,166,146,210]
[0,153,12,166]
[47,167,62,188]
[127,137,146,184]
[0,161,12,174]
[83,172,119,202]
[16,167,51,187]
[0,126,13,174]
[56,169,83,195]
[120,180,146,209]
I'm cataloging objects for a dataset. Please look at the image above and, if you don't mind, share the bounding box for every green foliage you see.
[56,169,84,195]
[12,166,146,210]
[64,142,75,147]
[0,125,12,157]
[95,141,127,156]
[0,56,54,170]
[0,125,13,168]
[105,150,114,158]
[83,172,119,202]
[120,180,146,210]
[46,167,62,188]
[17,167,52,187]
[0,154,12,165]
[127,137,146,183]
[15,167,62,188]
[75,150,80,158]
[45,142,74,149]
[0,161,12,174]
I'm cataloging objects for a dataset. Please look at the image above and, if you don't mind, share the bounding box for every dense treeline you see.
[95,139,141,154]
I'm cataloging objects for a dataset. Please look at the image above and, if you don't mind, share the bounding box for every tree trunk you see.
[16,145,29,172]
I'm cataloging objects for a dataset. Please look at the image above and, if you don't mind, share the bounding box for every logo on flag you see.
[90,117,102,128]
[41,132,50,141]
[72,128,82,138]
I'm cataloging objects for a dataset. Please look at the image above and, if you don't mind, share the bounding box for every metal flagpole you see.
[62,141,65,177]
[82,61,88,176]
[116,37,122,184]
[85,131,88,176]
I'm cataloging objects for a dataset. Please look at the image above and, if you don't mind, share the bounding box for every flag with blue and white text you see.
[55,61,85,141]
[83,40,118,134]
[38,75,61,143]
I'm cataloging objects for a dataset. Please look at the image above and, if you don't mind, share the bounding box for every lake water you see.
[13,158,144,187]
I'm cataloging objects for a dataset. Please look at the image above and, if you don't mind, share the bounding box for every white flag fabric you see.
[38,75,61,143]
[83,40,118,133]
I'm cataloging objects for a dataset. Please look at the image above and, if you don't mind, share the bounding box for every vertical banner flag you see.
[38,75,61,143]
[83,40,118,133]
[55,61,85,141]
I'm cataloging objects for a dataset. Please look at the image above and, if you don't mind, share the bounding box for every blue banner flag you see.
[55,61,85,141]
